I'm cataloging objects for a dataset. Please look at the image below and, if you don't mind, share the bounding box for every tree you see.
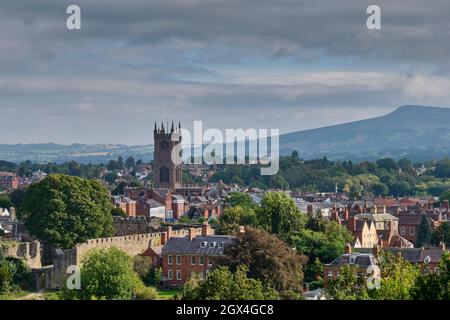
[439,190,450,202]
[376,158,399,172]
[0,259,15,293]
[181,265,279,300]
[416,214,433,247]
[435,159,450,178]
[9,188,27,209]
[412,252,450,300]
[224,192,256,209]
[19,174,115,249]
[73,247,142,300]
[219,227,305,298]
[294,220,353,282]
[368,251,419,300]
[0,195,13,209]
[431,222,450,246]
[125,156,136,169]
[326,265,369,300]
[256,192,306,244]
[218,206,256,234]
[111,207,126,217]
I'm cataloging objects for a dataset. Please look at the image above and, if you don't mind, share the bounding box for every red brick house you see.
[160,224,233,287]
[0,172,19,191]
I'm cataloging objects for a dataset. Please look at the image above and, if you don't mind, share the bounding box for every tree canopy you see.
[19,174,115,249]
[181,265,279,300]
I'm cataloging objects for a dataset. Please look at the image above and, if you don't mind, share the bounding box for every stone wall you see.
[0,240,41,268]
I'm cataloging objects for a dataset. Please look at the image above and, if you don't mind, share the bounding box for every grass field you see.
[156,288,182,300]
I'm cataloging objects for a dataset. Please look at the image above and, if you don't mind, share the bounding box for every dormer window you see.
[218,242,224,249]
[349,256,356,264]
[200,241,207,248]
[209,242,216,248]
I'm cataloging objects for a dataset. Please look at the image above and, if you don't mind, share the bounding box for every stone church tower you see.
[153,121,183,189]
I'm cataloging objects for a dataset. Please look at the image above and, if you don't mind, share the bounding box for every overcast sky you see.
[1,0,450,144]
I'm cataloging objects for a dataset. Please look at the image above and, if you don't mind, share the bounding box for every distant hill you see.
[0,143,153,164]
[1,106,450,164]
[279,105,450,161]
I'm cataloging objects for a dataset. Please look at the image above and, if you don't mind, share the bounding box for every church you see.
[153,121,183,190]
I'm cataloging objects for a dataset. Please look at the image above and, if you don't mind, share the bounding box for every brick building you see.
[112,196,137,217]
[0,172,19,191]
[161,223,233,287]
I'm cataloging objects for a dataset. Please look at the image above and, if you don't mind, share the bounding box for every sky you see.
[1,0,450,145]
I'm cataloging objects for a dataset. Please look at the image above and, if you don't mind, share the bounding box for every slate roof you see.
[328,253,377,268]
[162,235,234,255]
[384,247,448,264]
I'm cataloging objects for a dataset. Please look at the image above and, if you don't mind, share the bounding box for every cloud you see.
[1,1,450,144]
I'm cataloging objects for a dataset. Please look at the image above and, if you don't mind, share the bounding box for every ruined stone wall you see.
[74,233,163,265]
[0,240,41,268]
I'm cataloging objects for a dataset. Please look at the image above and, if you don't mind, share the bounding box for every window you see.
[176,270,182,281]
[218,242,224,249]
[400,226,406,236]
[153,257,158,265]
[168,255,173,265]
[327,271,333,277]
[199,256,205,265]
[410,227,415,235]
[160,167,169,183]
[349,256,356,264]
[199,272,205,280]
[191,256,196,265]
[200,241,207,248]
[209,242,216,248]
[176,255,181,265]
[208,257,213,266]
[168,270,173,280]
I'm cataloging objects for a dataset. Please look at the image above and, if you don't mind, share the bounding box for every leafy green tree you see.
[0,195,13,209]
[376,158,399,171]
[435,159,450,178]
[125,156,136,169]
[19,174,115,249]
[439,190,450,202]
[416,215,433,247]
[73,247,142,300]
[412,252,450,300]
[181,265,279,300]
[218,206,256,234]
[256,192,306,244]
[111,207,126,217]
[9,188,27,209]
[326,264,369,300]
[220,227,305,298]
[224,192,256,209]
[431,222,450,246]
[0,259,15,293]
[368,252,419,300]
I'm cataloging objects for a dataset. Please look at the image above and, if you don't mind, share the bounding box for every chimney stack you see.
[202,222,211,236]
[166,225,172,240]
[188,228,196,241]
[161,231,168,245]
[344,208,349,220]
[344,243,352,254]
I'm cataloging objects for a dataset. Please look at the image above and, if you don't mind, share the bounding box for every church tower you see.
[153,121,183,189]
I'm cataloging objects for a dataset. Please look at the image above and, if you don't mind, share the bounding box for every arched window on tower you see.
[160,167,169,182]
